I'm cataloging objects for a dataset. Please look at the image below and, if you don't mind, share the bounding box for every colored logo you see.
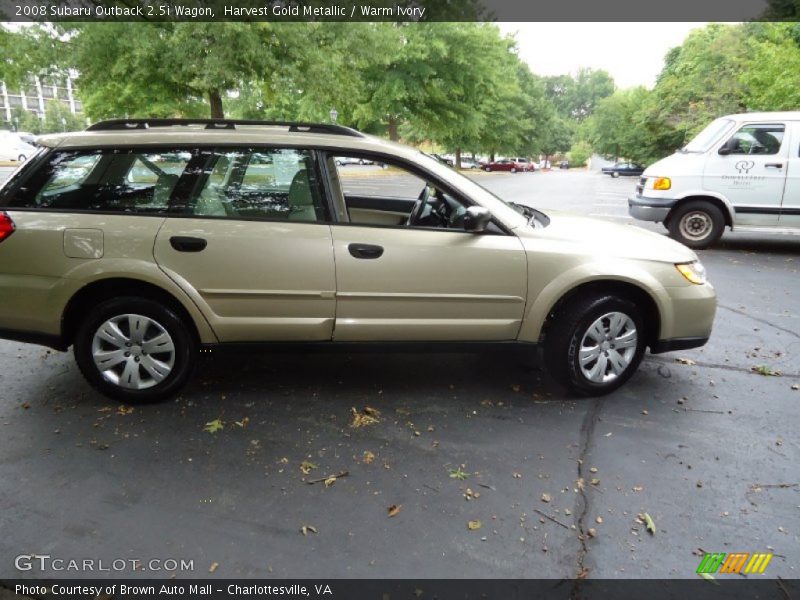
[696,552,772,575]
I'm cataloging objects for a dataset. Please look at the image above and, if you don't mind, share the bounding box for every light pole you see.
[329,108,338,124]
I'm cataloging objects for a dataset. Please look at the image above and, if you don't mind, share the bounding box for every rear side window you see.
[187,148,328,222]
[6,149,192,213]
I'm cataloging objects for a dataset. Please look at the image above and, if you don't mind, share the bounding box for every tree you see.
[568,140,592,167]
[544,68,615,121]
[740,23,800,110]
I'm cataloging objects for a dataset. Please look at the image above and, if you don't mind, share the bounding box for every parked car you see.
[602,162,645,178]
[16,132,38,146]
[483,158,528,173]
[459,158,479,169]
[0,118,715,402]
[334,156,361,166]
[512,158,535,172]
[629,111,800,248]
[0,132,36,162]
[559,161,570,169]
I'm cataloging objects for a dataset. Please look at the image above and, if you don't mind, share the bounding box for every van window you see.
[725,124,785,155]
[188,148,328,222]
[6,149,192,213]
[683,118,734,153]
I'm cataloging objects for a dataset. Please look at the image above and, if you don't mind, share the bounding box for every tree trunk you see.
[455,147,461,169]
[209,90,224,119]
[387,115,399,141]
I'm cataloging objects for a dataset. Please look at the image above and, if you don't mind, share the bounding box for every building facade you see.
[0,75,84,129]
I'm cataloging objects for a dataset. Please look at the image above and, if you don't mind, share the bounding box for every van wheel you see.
[74,297,197,403]
[545,295,646,396]
[17,154,26,162]
[667,200,724,249]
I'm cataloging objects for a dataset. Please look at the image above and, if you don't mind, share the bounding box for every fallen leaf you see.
[300,460,317,475]
[589,467,598,473]
[300,524,318,535]
[387,504,402,517]
[324,475,338,488]
[791,384,799,391]
[203,419,224,433]
[449,467,468,480]
[208,562,219,573]
[116,405,134,415]
[676,357,696,366]
[591,478,600,486]
[595,516,603,524]
[468,520,482,530]
[752,365,782,377]
[632,485,644,492]
[350,407,380,428]
[235,417,249,428]
[362,451,375,464]
[587,528,597,538]
[512,472,522,479]
[643,512,656,534]
[541,493,552,503]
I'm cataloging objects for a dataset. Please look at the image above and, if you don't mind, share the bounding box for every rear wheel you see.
[74,297,197,403]
[611,171,619,178]
[667,200,725,249]
[545,295,646,396]
[17,154,26,162]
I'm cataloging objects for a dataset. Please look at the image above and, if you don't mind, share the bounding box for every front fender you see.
[518,261,673,343]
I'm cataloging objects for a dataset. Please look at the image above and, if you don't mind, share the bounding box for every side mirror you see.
[717,140,733,155]
[463,206,492,232]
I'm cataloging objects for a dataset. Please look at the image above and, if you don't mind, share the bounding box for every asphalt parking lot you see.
[0,169,798,582]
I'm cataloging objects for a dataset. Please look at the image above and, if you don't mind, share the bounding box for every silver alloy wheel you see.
[679,211,712,241]
[91,314,176,390]
[578,312,638,384]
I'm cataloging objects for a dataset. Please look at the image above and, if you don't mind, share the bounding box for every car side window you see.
[7,149,191,213]
[726,124,785,155]
[329,153,501,232]
[188,148,328,222]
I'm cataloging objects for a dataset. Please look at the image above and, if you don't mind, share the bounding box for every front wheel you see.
[74,297,197,403]
[667,200,725,249]
[545,295,646,396]
[17,154,26,162]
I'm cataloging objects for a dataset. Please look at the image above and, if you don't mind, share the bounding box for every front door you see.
[154,147,336,342]
[703,122,788,226]
[778,122,800,229]
[325,153,527,342]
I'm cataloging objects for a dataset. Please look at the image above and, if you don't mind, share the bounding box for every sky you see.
[498,23,708,89]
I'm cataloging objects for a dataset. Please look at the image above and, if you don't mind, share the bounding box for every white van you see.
[628,112,800,248]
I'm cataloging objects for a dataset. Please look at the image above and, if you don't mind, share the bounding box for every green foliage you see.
[545,68,615,121]
[568,140,592,167]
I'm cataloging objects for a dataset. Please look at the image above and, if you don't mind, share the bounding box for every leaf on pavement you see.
[752,365,782,376]
[643,512,656,534]
[351,407,381,428]
[300,524,318,536]
[388,504,402,517]
[363,451,376,464]
[676,357,696,365]
[468,520,482,530]
[208,562,219,573]
[541,493,552,503]
[235,417,250,428]
[300,460,317,475]
[203,419,224,434]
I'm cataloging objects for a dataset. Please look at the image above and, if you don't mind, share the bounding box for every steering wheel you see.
[406,185,431,226]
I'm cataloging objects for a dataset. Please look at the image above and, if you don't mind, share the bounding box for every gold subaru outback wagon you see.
[0,119,716,402]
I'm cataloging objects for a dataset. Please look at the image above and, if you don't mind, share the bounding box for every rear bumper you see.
[650,336,709,354]
[628,195,676,222]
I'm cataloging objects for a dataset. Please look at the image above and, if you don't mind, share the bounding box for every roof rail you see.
[85,118,364,137]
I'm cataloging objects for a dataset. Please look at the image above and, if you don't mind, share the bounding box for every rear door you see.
[153,147,336,342]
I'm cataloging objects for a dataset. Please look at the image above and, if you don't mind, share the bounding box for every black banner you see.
[2,579,799,600]
[0,0,788,23]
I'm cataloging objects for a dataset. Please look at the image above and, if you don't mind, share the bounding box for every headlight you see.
[644,177,671,190]
[675,261,707,285]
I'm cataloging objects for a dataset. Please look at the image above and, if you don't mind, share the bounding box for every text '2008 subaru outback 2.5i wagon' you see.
[0,119,716,403]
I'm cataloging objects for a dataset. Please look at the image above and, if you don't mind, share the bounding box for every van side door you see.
[703,122,788,226]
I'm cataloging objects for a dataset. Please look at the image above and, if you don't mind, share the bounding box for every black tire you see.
[666,200,725,249]
[511,167,517,173]
[545,295,646,396]
[611,171,619,178]
[74,296,197,403]
[484,166,491,172]
[17,154,26,162]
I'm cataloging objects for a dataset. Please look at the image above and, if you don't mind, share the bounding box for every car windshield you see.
[682,118,735,153]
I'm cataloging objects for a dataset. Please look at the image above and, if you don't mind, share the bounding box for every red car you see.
[482,158,531,173]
